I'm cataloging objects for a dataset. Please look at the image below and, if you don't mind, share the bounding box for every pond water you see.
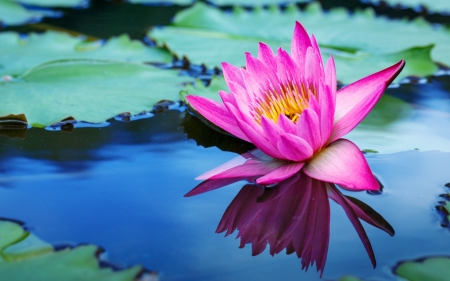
[2,1,450,281]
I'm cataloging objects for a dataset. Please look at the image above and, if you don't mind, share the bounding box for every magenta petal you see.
[291,21,311,72]
[225,102,285,160]
[256,162,305,185]
[325,55,337,97]
[186,95,250,142]
[277,133,313,162]
[258,42,276,70]
[303,139,379,191]
[222,62,245,88]
[245,53,278,91]
[296,108,321,151]
[329,60,405,142]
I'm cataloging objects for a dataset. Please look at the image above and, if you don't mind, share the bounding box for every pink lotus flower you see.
[186,22,404,190]
[185,158,394,276]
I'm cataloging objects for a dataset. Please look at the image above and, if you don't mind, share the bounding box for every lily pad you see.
[0,0,49,26]
[148,2,440,84]
[208,0,309,5]
[0,31,172,77]
[128,0,192,4]
[0,59,192,127]
[17,0,86,7]
[369,0,450,14]
[394,257,450,281]
[0,220,142,281]
[182,76,450,154]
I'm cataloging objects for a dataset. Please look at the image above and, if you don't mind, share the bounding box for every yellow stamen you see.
[252,80,316,124]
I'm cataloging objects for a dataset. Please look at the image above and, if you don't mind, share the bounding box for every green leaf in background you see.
[208,0,309,5]
[182,76,450,154]
[337,276,365,281]
[0,60,192,127]
[368,0,450,14]
[148,2,440,84]
[394,257,450,281]
[128,0,192,4]
[16,0,85,7]
[444,201,450,221]
[0,220,142,281]
[0,0,47,26]
[0,31,172,77]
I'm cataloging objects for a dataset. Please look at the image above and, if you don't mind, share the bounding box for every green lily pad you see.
[394,257,450,281]
[0,0,48,26]
[128,0,192,4]
[182,76,450,154]
[369,0,450,14]
[0,31,172,77]
[208,0,309,5]
[444,201,450,221]
[337,276,364,281]
[0,59,191,127]
[0,220,142,281]
[148,2,440,84]
[17,0,85,7]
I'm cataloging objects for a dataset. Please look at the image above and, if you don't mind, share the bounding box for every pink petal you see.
[245,53,278,92]
[186,95,250,142]
[185,178,247,197]
[196,153,247,180]
[317,81,335,147]
[256,162,305,185]
[222,62,245,88]
[277,114,296,135]
[276,48,302,88]
[225,102,285,159]
[258,42,276,70]
[329,60,405,143]
[304,36,324,83]
[303,139,380,191]
[291,21,311,73]
[295,108,321,152]
[276,133,313,162]
[325,55,337,98]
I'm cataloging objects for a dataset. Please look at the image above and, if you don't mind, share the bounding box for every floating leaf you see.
[0,0,49,26]
[208,0,309,5]
[0,220,142,281]
[17,0,86,7]
[0,31,172,77]
[394,257,450,281]
[148,2,440,84]
[128,0,192,4]
[368,0,450,14]
[0,60,192,127]
[182,76,450,154]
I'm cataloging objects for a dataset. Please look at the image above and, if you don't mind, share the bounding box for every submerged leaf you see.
[148,2,440,83]
[0,220,142,281]
[0,60,192,127]
[0,31,172,76]
[394,257,450,281]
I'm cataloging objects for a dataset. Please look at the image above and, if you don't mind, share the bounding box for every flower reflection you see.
[186,150,394,276]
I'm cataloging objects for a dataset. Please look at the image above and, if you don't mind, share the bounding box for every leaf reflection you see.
[186,151,394,276]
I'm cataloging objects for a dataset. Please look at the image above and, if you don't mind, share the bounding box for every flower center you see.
[252,81,316,124]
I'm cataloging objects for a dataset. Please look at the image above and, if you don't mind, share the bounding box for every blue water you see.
[0,105,450,280]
